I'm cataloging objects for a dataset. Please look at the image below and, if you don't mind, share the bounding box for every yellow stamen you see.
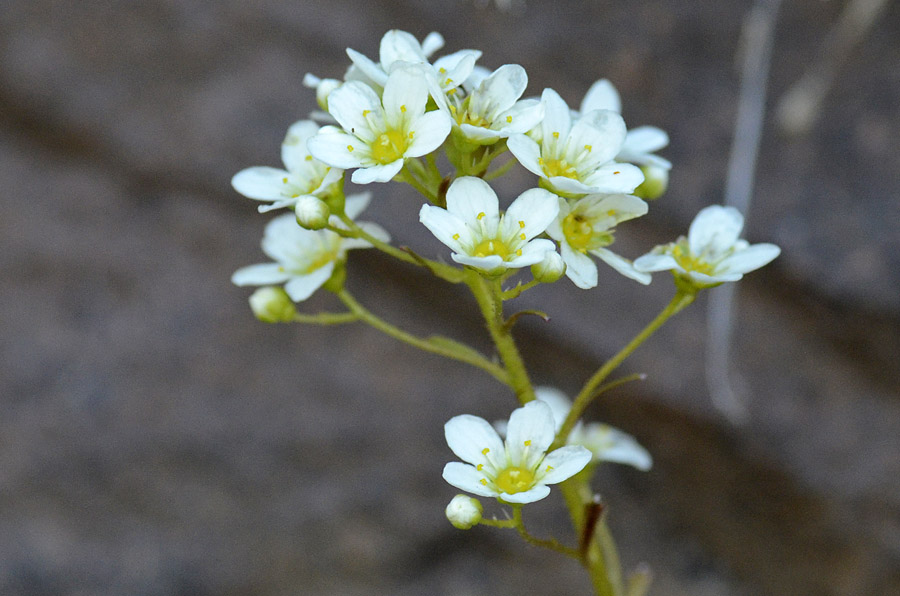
[476,212,486,220]
[347,145,354,152]
[506,115,513,123]
[524,440,531,446]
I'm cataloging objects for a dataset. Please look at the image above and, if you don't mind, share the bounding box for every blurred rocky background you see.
[1,0,898,594]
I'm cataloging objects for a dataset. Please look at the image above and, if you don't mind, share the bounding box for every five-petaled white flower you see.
[633,205,781,288]
[231,120,343,213]
[546,193,650,288]
[579,79,671,170]
[523,387,652,471]
[231,193,388,301]
[307,65,452,185]
[443,401,592,503]
[346,29,480,96]
[508,88,644,197]
[433,64,543,146]
[419,176,559,273]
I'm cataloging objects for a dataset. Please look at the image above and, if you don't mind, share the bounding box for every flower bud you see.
[295,196,331,230]
[633,164,669,200]
[445,495,482,529]
[531,250,566,283]
[249,287,296,323]
[315,78,341,111]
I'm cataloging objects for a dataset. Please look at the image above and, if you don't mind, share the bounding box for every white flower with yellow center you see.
[307,65,452,185]
[633,205,781,288]
[231,194,387,302]
[579,79,671,170]
[546,194,650,288]
[433,64,543,146]
[231,120,343,213]
[418,176,559,273]
[508,88,644,196]
[443,401,592,504]
[346,29,480,96]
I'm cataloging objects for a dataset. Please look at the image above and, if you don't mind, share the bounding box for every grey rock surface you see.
[2,1,898,595]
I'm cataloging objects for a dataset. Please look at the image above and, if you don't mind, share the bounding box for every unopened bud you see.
[531,250,566,283]
[445,495,482,529]
[633,164,669,200]
[295,196,331,230]
[249,287,296,323]
[304,75,341,112]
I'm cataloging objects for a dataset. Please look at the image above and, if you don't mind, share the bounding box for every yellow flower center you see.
[494,466,536,494]
[473,238,511,259]
[370,128,408,164]
[671,244,714,275]
[541,157,579,179]
[562,213,612,252]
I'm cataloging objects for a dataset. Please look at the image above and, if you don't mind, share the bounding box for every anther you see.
[476,212,486,220]
[347,145,354,152]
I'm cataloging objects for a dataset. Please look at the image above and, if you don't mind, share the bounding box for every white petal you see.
[717,243,780,275]
[536,445,592,484]
[281,120,320,171]
[420,32,445,57]
[345,48,388,87]
[470,64,528,119]
[442,462,498,498]
[445,414,505,468]
[496,99,544,135]
[452,253,506,272]
[633,253,678,273]
[327,81,383,139]
[576,423,653,471]
[560,242,599,289]
[623,126,669,154]
[688,205,744,256]
[504,239,557,269]
[568,110,627,168]
[380,30,427,68]
[499,485,551,504]
[406,110,452,156]
[231,263,290,286]
[284,262,334,302]
[420,205,469,253]
[580,162,645,194]
[503,188,559,241]
[534,387,573,431]
[592,248,652,284]
[434,50,480,90]
[383,65,429,130]
[506,401,556,469]
[351,161,403,184]
[507,134,545,177]
[580,79,621,114]
[232,167,292,201]
[590,193,648,224]
[540,88,572,145]
[343,192,372,220]
[307,131,369,169]
[445,176,500,229]
[546,175,598,195]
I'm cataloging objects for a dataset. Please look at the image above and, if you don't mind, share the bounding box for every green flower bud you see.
[322,261,346,293]
[295,196,331,230]
[445,495,482,530]
[248,287,296,323]
[633,164,669,200]
[531,250,566,283]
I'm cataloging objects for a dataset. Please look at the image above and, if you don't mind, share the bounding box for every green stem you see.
[397,161,438,203]
[291,311,359,325]
[556,289,696,446]
[483,156,518,181]
[500,278,540,301]
[511,506,581,559]
[336,289,509,386]
[333,215,419,267]
[559,476,616,596]
[466,271,535,404]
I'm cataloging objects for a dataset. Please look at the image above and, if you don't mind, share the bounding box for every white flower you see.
[443,401,592,504]
[495,387,652,471]
[579,79,671,170]
[633,205,781,288]
[231,120,343,213]
[434,64,543,146]
[508,88,644,196]
[546,194,650,288]
[231,193,388,301]
[347,30,480,96]
[307,65,452,184]
[418,176,559,273]
[445,495,483,529]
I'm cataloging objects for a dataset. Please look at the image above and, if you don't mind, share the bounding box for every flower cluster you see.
[229,29,782,533]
